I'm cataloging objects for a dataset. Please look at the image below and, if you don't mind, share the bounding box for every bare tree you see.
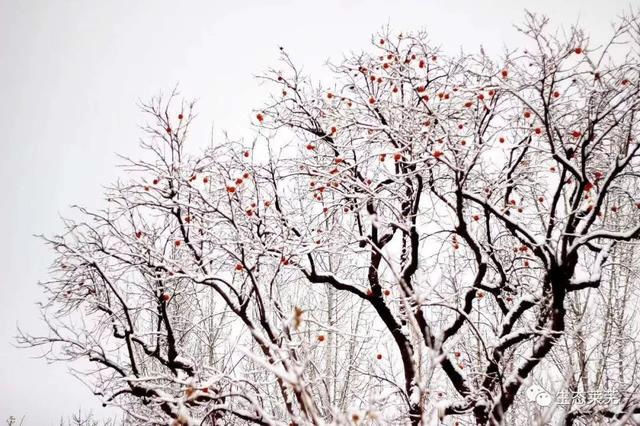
[19,11,640,426]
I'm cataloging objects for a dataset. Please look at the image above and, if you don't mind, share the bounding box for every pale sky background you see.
[0,0,636,424]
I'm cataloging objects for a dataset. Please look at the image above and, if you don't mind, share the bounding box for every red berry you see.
[473,214,480,221]
[235,263,243,271]
[553,91,560,98]
[135,231,142,239]
[161,293,171,302]
[178,113,184,120]
[227,186,236,193]
[243,150,250,158]
[501,69,508,78]
[524,111,532,118]
[175,240,181,247]
[317,335,325,342]
[383,289,390,296]
[306,144,315,150]
[203,176,209,184]
[153,178,160,185]
[534,128,542,135]
[432,150,444,159]
[574,47,583,54]
[419,59,426,68]
[571,130,581,138]
[256,113,264,122]
[368,97,376,104]
[464,101,473,108]
[376,353,383,360]
[454,351,461,357]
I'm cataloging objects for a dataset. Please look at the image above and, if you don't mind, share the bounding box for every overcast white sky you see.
[0,0,635,423]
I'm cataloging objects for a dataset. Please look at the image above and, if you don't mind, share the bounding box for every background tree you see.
[19,11,640,426]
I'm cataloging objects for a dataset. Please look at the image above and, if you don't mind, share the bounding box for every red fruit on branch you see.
[135,231,142,239]
[203,176,209,184]
[523,111,532,118]
[175,240,181,247]
[499,137,505,143]
[501,69,508,78]
[243,150,250,158]
[317,335,325,342]
[383,289,390,296]
[178,113,184,120]
[534,128,542,135]
[161,293,171,302]
[473,215,480,221]
[153,178,159,185]
[464,101,473,108]
[454,351,461,358]
[226,186,236,193]
[584,182,594,192]
[432,150,444,159]
[553,91,560,98]
[235,263,243,272]
[368,96,376,104]
[256,113,264,122]
[574,47,583,54]
[571,130,582,138]
[376,353,383,360]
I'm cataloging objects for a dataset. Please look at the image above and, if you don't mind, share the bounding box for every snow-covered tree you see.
[20,12,640,426]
